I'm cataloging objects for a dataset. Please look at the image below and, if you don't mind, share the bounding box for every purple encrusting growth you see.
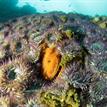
[0,12,107,107]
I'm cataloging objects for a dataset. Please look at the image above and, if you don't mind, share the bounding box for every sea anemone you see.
[0,96,10,107]
[0,54,34,95]
[0,12,106,106]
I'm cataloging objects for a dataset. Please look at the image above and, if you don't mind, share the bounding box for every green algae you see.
[65,29,74,39]
[60,54,74,67]
[60,15,68,23]
[56,34,63,42]
[40,87,80,107]
[92,16,107,29]
[99,22,107,29]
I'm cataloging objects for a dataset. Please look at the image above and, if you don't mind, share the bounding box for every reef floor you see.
[0,12,107,107]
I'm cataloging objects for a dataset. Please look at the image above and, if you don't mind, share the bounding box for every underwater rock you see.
[0,12,107,107]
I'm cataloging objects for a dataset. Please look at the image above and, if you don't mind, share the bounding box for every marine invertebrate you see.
[26,99,37,107]
[0,55,35,105]
[0,53,48,106]
[0,96,10,107]
[0,12,106,107]
[41,44,61,80]
[10,38,29,55]
[0,46,5,59]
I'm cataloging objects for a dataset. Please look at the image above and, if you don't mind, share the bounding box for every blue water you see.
[18,0,107,16]
[0,0,107,22]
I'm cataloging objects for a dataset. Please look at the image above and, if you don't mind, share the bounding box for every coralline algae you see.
[0,12,107,107]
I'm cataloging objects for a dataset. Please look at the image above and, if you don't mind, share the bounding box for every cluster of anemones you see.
[0,54,34,106]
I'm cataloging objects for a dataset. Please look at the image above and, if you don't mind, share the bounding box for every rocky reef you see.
[0,12,107,107]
